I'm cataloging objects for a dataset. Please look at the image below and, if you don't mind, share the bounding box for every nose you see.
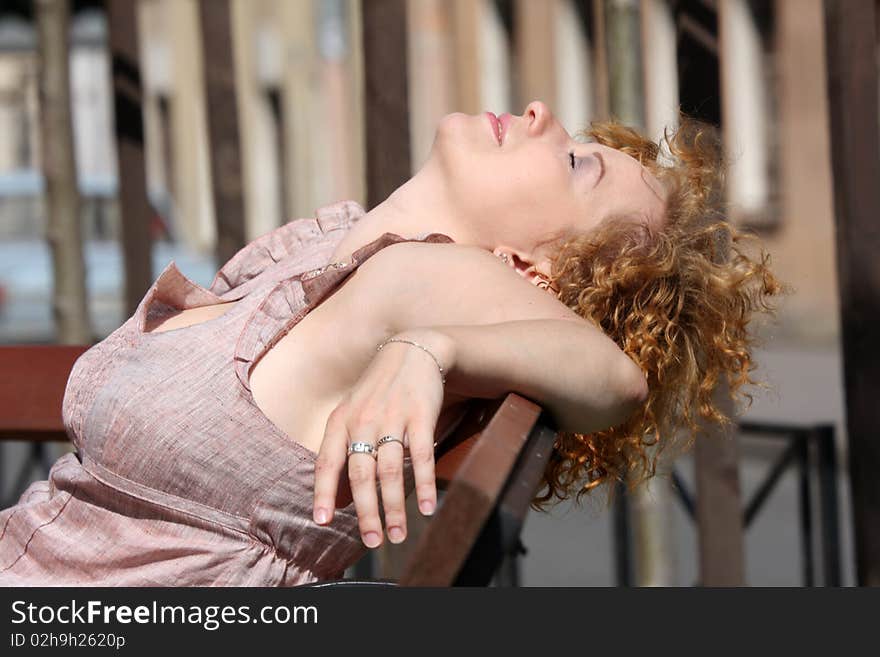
[523,100,552,136]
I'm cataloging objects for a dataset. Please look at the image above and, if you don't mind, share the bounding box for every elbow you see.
[627,367,650,406]
[616,358,649,415]
[556,361,649,435]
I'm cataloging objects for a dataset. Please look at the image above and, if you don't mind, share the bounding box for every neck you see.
[328,160,487,263]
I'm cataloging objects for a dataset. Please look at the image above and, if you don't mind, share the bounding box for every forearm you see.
[393,320,648,435]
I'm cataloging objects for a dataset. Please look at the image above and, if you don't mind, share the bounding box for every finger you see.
[313,407,349,525]
[348,436,383,549]
[375,430,408,544]
[408,415,438,516]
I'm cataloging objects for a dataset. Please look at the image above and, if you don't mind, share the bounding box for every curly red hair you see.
[533,112,793,511]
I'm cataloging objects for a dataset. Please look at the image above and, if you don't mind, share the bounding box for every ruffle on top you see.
[137,262,229,333]
[233,230,455,394]
[209,200,367,299]
[135,200,368,333]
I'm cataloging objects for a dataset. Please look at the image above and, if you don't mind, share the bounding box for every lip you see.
[484,112,502,146]
[498,113,512,144]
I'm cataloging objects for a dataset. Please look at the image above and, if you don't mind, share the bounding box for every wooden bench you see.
[0,345,557,586]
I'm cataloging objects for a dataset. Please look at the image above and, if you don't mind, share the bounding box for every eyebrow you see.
[592,147,665,202]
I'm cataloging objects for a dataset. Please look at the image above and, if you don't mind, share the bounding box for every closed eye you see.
[569,150,605,188]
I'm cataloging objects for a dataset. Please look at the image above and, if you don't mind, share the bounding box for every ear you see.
[492,246,556,292]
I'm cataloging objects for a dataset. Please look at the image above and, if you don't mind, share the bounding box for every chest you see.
[247,277,383,453]
[247,269,470,454]
[142,264,467,456]
[143,301,238,333]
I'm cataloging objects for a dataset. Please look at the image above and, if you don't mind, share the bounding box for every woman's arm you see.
[387,321,647,435]
[313,241,648,543]
[358,240,648,431]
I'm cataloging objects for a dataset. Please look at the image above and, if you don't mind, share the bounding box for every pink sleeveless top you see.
[0,200,456,586]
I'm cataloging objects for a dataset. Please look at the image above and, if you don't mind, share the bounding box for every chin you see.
[437,111,470,129]
[437,111,488,145]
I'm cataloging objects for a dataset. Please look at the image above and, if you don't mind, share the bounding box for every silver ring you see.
[376,435,406,451]
[347,441,377,459]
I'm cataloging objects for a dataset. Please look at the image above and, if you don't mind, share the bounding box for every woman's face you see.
[429,100,668,266]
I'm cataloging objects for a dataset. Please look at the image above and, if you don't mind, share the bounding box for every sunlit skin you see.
[331,100,668,288]
[314,100,667,548]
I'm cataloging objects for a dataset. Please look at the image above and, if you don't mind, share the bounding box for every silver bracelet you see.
[376,337,447,385]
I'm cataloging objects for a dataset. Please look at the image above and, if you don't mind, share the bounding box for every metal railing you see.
[614,422,843,586]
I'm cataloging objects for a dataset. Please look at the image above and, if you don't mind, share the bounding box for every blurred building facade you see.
[0,7,115,241]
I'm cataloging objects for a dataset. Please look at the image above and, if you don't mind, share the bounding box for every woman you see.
[0,101,785,586]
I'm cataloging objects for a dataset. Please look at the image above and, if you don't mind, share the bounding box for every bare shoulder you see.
[353,239,584,334]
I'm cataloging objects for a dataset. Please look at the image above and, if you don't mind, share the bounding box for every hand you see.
[312,329,453,549]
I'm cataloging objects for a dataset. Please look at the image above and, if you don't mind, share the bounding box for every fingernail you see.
[388,526,405,543]
[419,500,435,515]
[314,508,329,524]
[363,531,381,548]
